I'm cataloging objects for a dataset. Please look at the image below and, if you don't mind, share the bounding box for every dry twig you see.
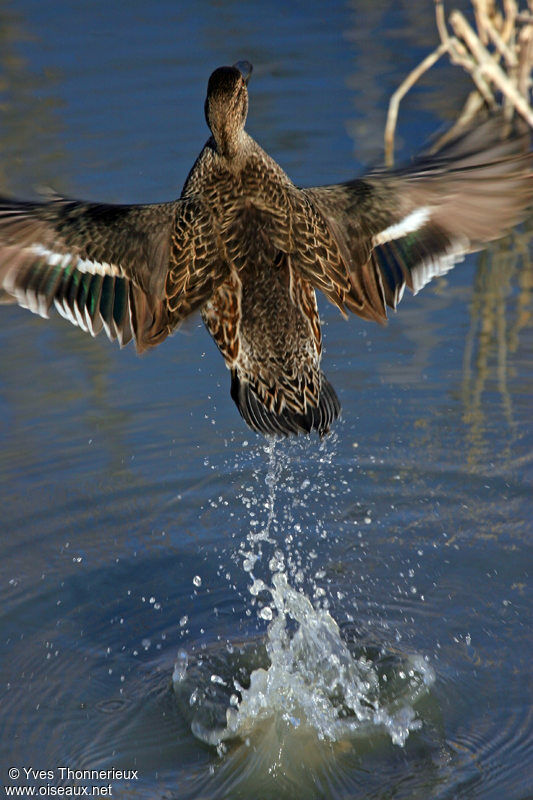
[385,0,533,165]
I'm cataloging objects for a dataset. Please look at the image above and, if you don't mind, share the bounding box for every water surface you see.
[0,2,532,798]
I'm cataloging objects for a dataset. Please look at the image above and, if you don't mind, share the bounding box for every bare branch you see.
[450,10,533,126]
[384,1,532,163]
[384,41,450,166]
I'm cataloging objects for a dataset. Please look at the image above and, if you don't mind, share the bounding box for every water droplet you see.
[189,688,198,706]
[193,575,202,588]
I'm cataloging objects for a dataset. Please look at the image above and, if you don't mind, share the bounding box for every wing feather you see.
[301,118,532,321]
[0,193,226,351]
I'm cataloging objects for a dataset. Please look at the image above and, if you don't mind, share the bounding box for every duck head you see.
[205,61,253,159]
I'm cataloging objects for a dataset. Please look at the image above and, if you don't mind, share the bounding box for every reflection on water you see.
[461,225,533,468]
[0,3,67,193]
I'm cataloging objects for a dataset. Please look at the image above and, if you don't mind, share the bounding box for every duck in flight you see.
[0,61,531,436]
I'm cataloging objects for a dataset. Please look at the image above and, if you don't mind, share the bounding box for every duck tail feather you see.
[230,371,340,438]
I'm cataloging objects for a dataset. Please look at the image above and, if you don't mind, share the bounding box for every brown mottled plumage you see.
[0,61,532,436]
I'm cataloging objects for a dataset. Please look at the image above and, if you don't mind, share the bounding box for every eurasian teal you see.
[0,61,531,435]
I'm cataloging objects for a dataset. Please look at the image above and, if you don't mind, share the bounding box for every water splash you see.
[225,570,433,746]
[173,436,434,750]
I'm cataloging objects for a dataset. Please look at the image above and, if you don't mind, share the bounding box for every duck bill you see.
[233,60,253,85]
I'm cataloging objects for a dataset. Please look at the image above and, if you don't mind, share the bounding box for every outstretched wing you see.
[0,194,224,351]
[301,118,533,323]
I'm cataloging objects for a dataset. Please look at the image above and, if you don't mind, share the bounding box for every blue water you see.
[0,1,532,798]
